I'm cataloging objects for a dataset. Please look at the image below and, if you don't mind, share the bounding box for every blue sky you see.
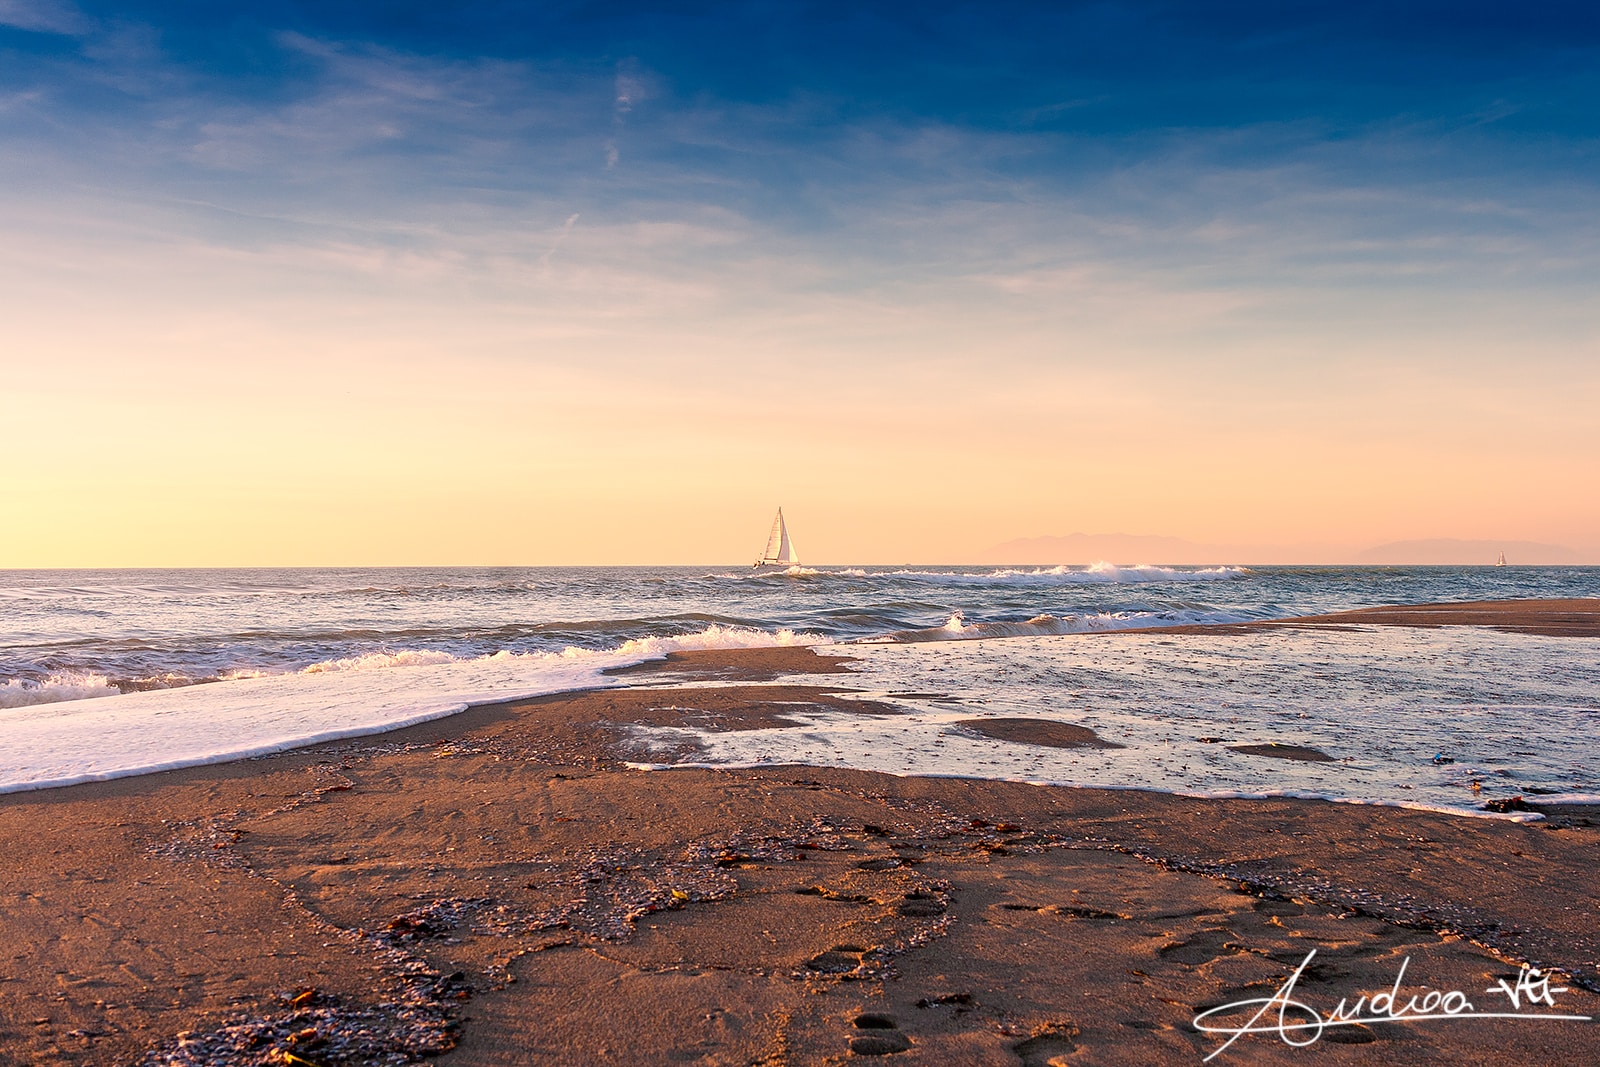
[8,1,1596,260]
[3,2,1598,563]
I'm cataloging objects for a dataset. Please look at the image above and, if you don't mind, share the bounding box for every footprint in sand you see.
[806,945,871,975]
[849,1013,911,1055]
[895,890,947,917]
[1322,1023,1379,1043]
[1012,1021,1078,1066]
[1158,928,1246,966]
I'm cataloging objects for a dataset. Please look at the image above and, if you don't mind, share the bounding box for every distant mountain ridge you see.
[982,533,1590,566]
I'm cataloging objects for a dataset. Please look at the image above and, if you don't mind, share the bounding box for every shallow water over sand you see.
[627,625,1600,818]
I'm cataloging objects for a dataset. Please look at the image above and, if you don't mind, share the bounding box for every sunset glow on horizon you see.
[4,3,1598,567]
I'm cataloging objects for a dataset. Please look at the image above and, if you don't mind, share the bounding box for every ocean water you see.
[2,565,1597,811]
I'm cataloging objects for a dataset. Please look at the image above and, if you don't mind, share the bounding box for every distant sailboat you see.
[1496,551,1507,567]
[753,508,799,568]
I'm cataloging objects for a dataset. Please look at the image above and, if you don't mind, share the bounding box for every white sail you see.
[776,514,796,563]
[756,508,798,566]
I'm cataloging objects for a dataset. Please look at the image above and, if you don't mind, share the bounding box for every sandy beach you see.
[3,603,1598,1065]
[14,1,1600,1059]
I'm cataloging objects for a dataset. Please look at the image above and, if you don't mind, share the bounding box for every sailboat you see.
[753,508,800,569]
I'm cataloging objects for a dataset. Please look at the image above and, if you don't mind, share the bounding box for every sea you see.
[3,565,1597,816]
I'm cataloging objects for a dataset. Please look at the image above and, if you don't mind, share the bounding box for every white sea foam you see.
[623,626,1600,818]
[0,672,121,709]
[0,625,826,794]
[886,608,1249,642]
[898,562,1248,585]
[302,649,464,673]
[712,563,1247,584]
[610,623,824,657]
[1009,562,1246,582]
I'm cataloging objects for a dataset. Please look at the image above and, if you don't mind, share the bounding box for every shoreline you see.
[5,597,1597,802]
[1134,597,1600,638]
[3,618,1598,1064]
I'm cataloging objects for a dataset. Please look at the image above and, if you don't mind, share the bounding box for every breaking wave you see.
[1,625,831,712]
[0,623,837,794]
[301,649,465,673]
[888,608,1250,643]
[716,563,1246,585]
[988,562,1246,583]
[300,624,830,675]
[610,623,827,657]
[0,672,121,709]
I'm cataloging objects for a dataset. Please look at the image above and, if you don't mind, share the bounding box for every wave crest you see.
[712,563,1248,585]
[886,609,1250,643]
[610,623,827,658]
[301,649,464,674]
[985,562,1247,583]
[0,672,120,709]
[298,625,831,676]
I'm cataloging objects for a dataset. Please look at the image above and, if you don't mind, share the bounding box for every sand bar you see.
[1141,597,1600,638]
[953,717,1125,750]
[1226,742,1336,762]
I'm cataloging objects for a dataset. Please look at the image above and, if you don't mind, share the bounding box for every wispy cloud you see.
[539,211,581,269]
[614,67,649,117]
[0,0,87,36]
[3,5,1597,368]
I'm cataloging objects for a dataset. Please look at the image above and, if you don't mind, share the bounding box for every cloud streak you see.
[0,0,87,36]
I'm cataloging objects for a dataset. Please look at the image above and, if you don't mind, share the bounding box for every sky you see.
[2,1,1598,565]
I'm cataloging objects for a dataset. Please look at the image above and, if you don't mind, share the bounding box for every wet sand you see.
[953,718,1124,750]
[1142,597,1600,638]
[2,604,1598,1065]
[1226,743,1336,763]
